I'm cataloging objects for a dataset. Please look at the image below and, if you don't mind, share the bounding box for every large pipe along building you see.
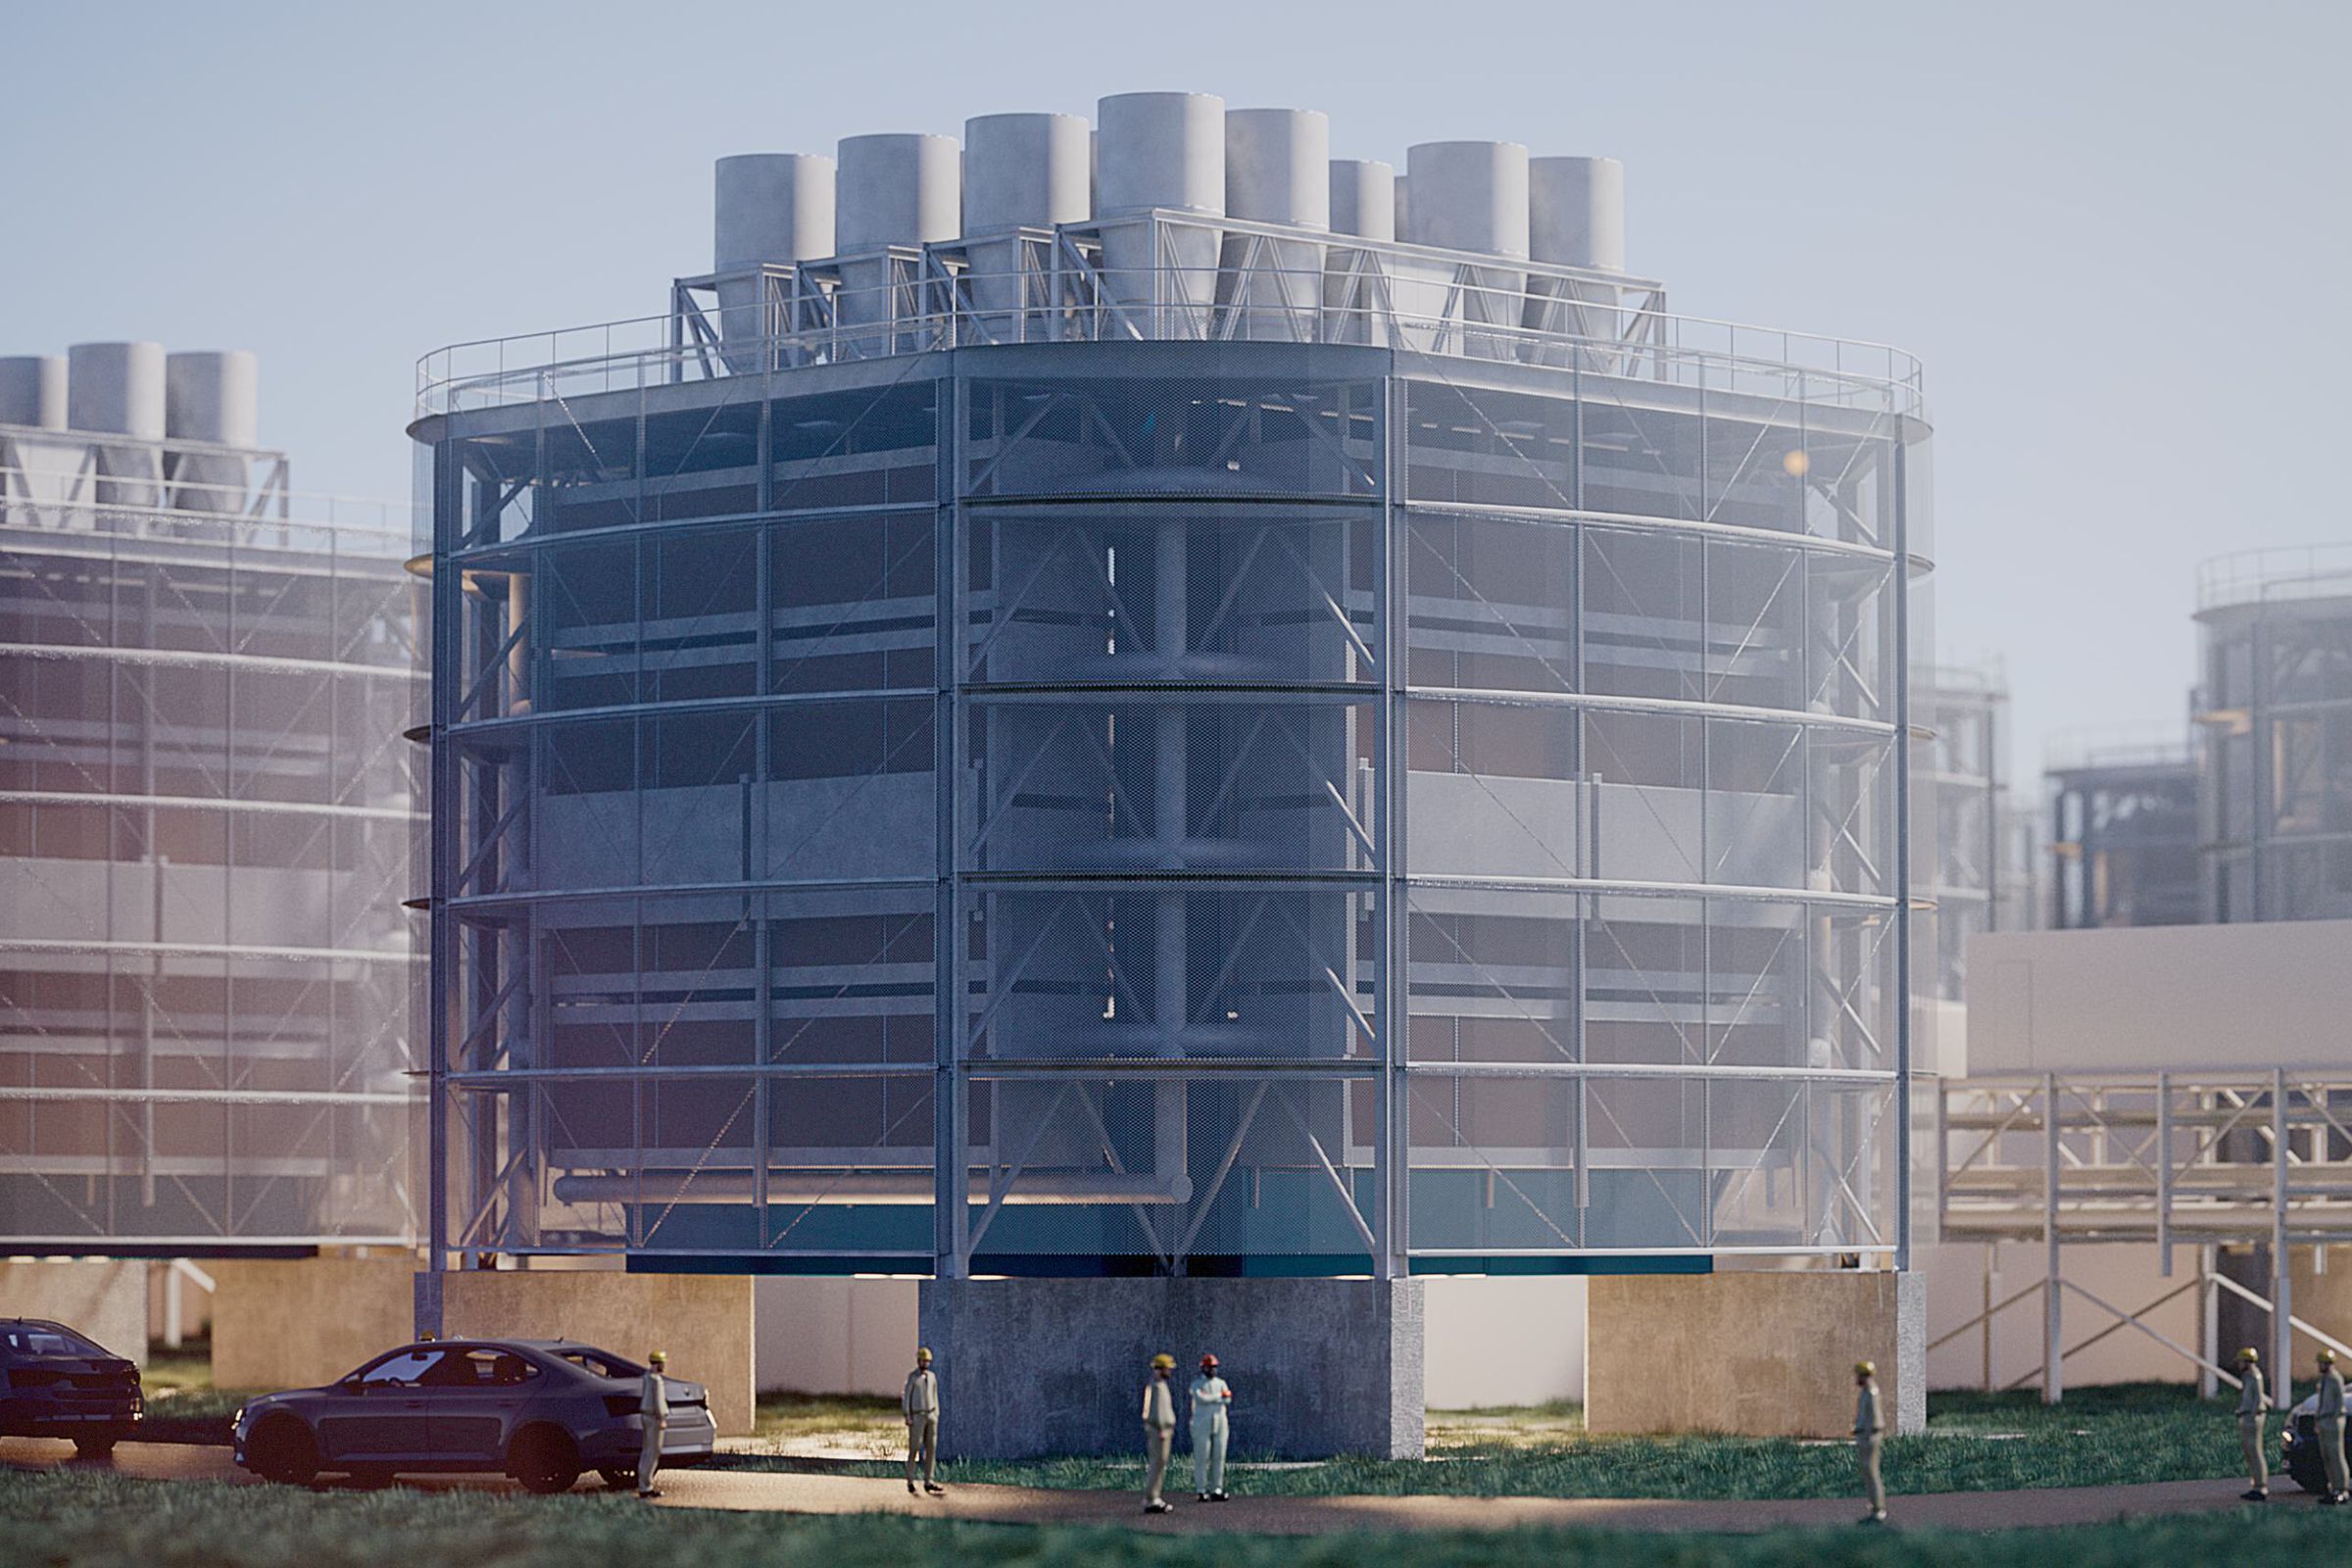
[0,343,421,1249]
[411,93,1935,1453]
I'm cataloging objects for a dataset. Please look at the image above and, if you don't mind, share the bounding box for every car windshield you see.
[0,1324,103,1358]
[551,1347,642,1379]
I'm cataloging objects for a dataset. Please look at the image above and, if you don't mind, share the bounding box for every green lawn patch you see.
[0,1466,2328,1568]
[714,1382,2246,1500]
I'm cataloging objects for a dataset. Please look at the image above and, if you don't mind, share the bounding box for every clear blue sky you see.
[5,0,2345,778]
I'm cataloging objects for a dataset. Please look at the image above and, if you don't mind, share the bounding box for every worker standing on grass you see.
[2318,1348,2349,1505]
[637,1349,668,1500]
[1853,1359,1886,1525]
[1190,1353,1233,1502]
[903,1347,943,1496]
[1142,1353,1179,1514]
[2235,1347,2271,1501]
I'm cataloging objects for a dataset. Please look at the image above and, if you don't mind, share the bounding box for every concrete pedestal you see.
[212,1254,416,1392]
[918,1277,1424,1459]
[0,1259,148,1366]
[419,1267,757,1435]
[1587,1269,1926,1437]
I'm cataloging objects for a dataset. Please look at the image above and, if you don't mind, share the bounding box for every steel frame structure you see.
[2196,545,2352,924]
[1937,1067,2352,1404]
[0,424,423,1250]
[415,225,1930,1285]
[2046,737,2201,930]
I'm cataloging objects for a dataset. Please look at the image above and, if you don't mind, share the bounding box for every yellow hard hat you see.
[648,1349,667,1365]
[1152,1353,1176,1370]
[915,1347,933,1362]
[1853,1360,1876,1377]
[2238,1347,2261,1364]
[2321,1348,2337,1365]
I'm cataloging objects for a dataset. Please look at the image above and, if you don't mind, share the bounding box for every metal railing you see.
[416,211,1928,421]
[0,452,407,558]
[2197,542,2352,612]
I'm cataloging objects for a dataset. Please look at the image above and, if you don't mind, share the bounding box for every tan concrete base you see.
[210,1254,417,1393]
[0,1259,148,1366]
[432,1270,755,1436]
[1586,1269,1925,1437]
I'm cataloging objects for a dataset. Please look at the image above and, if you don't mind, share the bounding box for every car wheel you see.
[508,1427,581,1495]
[73,1434,119,1459]
[248,1418,319,1486]
[597,1467,635,1491]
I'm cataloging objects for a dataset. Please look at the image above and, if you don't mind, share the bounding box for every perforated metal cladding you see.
[426,340,1912,1271]
[0,515,421,1246]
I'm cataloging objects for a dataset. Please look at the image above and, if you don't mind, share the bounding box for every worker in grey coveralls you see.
[2318,1347,2349,1505]
[1853,1359,1886,1524]
[1190,1353,1234,1501]
[636,1349,668,1499]
[1141,1353,1178,1513]
[2235,1347,2272,1501]
[903,1347,942,1495]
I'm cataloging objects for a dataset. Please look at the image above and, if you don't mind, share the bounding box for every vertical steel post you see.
[2199,1244,2219,1400]
[1892,437,1913,1274]
[2044,1070,2062,1403]
[2275,1067,2293,1407]
[2158,1070,2174,1277]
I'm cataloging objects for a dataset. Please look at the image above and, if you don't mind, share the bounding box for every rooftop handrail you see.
[415,213,1927,421]
[2196,541,2352,611]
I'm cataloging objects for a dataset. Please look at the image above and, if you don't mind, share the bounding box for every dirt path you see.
[0,1438,2287,1536]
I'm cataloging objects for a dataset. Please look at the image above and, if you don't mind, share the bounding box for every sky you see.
[3,0,2345,781]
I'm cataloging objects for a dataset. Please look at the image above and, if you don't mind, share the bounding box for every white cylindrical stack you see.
[0,355,67,429]
[1218,108,1329,341]
[1527,156,1628,366]
[165,350,259,514]
[1324,159,1396,344]
[1096,91,1225,337]
[68,341,168,506]
[1403,142,1530,358]
[963,112,1092,341]
[712,153,837,367]
[834,133,961,350]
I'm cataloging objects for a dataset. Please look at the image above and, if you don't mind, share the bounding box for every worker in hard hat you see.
[903,1347,943,1495]
[1141,1353,1178,1513]
[1190,1352,1234,1502]
[2318,1348,2348,1504]
[1853,1359,1886,1524]
[2235,1347,2271,1501]
[637,1349,668,1499]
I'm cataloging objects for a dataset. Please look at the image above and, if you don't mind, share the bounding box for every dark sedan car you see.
[232,1339,715,1493]
[0,1318,143,1456]
[2280,1391,2332,1494]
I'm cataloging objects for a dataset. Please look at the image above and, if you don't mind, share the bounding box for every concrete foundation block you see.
[918,1276,1423,1460]
[211,1254,416,1393]
[1587,1269,1926,1437]
[0,1259,149,1366]
[433,1269,756,1436]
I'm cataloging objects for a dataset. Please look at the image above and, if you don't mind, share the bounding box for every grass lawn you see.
[720,1383,2248,1499]
[0,1465,2330,1568]
[132,1339,256,1446]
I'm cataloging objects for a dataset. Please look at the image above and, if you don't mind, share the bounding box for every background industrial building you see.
[408,91,1935,1450]
[0,343,423,1360]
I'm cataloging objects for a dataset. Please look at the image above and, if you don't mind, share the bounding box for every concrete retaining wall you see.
[432,1269,756,1436]
[919,1277,1423,1459]
[0,1259,148,1366]
[1587,1270,1925,1436]
[211,1255,416,1392]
